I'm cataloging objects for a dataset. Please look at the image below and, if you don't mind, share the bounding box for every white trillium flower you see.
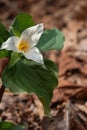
[1,24,44,64]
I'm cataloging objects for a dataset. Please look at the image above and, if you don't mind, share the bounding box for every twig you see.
[0,84,5,102]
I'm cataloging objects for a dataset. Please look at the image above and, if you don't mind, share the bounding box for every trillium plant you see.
[1,24,44,64]
[0,13,64,130]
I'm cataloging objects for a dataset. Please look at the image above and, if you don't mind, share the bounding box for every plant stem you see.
[0,84,5,102]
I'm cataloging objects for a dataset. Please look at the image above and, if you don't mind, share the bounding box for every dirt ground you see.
[0,0,87,130]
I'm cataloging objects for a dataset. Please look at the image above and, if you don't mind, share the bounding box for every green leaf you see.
[0,23,10,47]
[10,12,34,36]
[0,50,11,59]
[36,29,64,51]
[2,58,58,114]
[44,59,58,78]
[0,121,24,130]
[8,52,21,69]
[39,96,50,115]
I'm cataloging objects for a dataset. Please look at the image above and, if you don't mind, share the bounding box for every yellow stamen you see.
[17,40,30,52]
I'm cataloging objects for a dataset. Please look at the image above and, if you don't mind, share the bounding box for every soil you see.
[0,0,87,130]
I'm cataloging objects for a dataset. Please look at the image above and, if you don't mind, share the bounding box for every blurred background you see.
[0,0,87,130]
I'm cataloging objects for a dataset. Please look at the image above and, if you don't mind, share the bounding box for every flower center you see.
[17,40,30,52]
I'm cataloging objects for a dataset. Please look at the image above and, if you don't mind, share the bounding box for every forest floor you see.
[0,0,87,130]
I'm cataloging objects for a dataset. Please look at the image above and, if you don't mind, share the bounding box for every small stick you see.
[0,84,5,102]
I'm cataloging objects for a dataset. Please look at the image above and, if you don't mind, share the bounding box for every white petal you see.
[24,47,44,64]
[1,36,19,52]
[20,24,44,47]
